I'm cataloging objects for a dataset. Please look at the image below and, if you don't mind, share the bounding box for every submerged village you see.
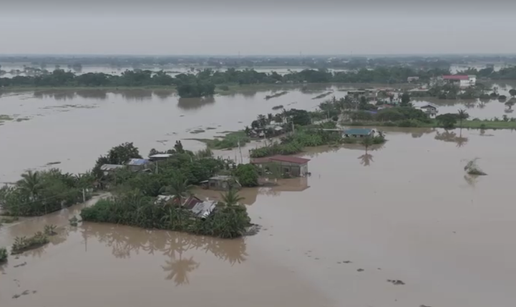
[1,63,516,306]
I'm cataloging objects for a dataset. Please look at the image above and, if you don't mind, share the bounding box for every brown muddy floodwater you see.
[2,88,516,307]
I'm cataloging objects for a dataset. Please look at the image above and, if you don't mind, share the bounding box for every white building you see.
[442,75,476,88]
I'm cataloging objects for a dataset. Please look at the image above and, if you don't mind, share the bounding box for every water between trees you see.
[1,86,516,307]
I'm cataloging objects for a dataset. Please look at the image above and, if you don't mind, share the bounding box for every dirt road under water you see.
[2,89,516,306]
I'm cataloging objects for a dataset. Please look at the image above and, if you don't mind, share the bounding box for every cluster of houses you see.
[99,152,313,219]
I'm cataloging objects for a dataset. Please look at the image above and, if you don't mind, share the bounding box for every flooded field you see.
[2,87,516,306]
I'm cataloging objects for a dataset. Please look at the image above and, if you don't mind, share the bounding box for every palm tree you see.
[360,137,374,154]
[221,188,244,206]
[160,175,193,205]
[457,109,469,129]
[17,170,42,200]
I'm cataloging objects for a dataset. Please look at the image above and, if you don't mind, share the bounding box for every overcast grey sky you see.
[1,0,515,55]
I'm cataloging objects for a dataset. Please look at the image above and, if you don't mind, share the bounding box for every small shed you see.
[127,158,152,172]
[342,128,373,138]
[251,155,311,177]
[200,175,242,191]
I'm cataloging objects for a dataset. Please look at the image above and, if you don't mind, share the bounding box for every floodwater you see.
[2,87,516,306]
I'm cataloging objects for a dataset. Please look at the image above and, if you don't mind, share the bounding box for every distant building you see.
[127,158,152,172]
[148,154,173,162]
[419,104,438,116]
[442,75,476,87]
[407,76,420,83]
[251,155,310,177]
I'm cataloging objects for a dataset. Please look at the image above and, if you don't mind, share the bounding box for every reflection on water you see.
[81,223,247,285]
[162,256,200,285]
[434,129,469,147]
[464,174,481,189]
[177,96,216,110]
[358,153,374,166]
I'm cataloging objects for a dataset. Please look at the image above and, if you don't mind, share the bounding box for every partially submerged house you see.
[251,155,311,177]
[200,175,242,191]
[342,128,374,138]
[127,158,152,172]
[419,103,438,116]
[155,195,218,219]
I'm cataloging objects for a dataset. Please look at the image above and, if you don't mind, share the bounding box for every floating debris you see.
[387,279,405,285]
[272,105,284,110]
[464,158,487,175]
[14,262,27,268]
[343,260,352,264]
[312,91,333,100]
[45,161,61,166]
[265,91,288,100]
[357,268,364,272]
[190,129,205,134]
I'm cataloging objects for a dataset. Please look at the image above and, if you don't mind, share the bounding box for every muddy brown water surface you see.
[2,88,516,306]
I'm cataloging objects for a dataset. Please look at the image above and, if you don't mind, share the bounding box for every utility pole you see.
[82,189,86,203]
[238,139,243,164]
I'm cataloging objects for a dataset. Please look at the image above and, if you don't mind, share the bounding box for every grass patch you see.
[11,232,49,255]
[188,130,250,149]
[342,119,516,130]
[0,216,20,224]
[0,114,14,122]
[0,247,7,264]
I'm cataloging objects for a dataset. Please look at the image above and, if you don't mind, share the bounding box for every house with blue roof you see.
[342,128,374,138]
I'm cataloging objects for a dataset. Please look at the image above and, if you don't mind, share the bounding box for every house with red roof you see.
[251,155,310,178]
[441,75,476,88]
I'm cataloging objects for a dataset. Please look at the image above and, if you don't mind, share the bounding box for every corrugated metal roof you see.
[127,158,149,166]
[149,154,172,159]
[269,155,311,164]
[100,164,125,171]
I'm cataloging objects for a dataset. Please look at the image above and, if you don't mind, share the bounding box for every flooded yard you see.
[1,88,516,306]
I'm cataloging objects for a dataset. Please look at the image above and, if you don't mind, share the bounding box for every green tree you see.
[233,164,258,187]
[509,89,516,97]
[221,188,245,206]
[160,175,193,204]
[17,170,42,200]
[436,113,458,129]
[361,136,374,153]
[400,92,411,107]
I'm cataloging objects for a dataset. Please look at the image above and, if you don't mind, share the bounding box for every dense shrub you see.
[233,164,259,187]
[11,232,49,255]
[81,190,251,239]
[0,247,7,263]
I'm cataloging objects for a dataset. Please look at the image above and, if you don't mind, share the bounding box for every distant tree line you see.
[0,67,452,97]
